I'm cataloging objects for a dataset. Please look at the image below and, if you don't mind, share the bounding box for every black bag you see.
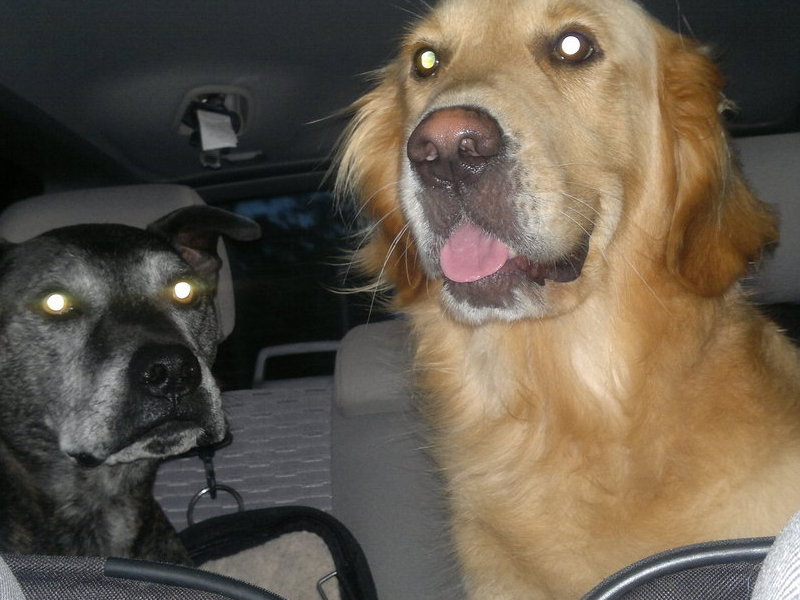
[0,553,284,600]
[582,537,773,600]
[181,506,378,600]
[0,506,377,600]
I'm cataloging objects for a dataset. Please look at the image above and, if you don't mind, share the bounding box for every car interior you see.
[0,1,798,599]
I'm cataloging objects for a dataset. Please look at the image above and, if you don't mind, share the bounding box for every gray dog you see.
[0,205,259,564]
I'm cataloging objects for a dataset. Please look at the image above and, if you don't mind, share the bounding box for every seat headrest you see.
[334,320,414,417]
[0,184,237,340]
[737,132,800,304]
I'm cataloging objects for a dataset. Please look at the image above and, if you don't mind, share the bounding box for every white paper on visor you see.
[197,109,239,151]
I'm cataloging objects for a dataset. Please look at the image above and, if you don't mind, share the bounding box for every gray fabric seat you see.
[738,133,800,306]
[332,319,465,599]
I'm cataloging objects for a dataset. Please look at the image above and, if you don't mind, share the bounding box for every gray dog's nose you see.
[407,106,503,188]
[130,344,202,400]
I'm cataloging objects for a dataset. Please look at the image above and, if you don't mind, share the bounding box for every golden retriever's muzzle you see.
[406,106,590,310]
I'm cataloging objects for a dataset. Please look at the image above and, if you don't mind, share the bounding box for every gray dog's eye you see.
[554,31,595,62]
[41,292,75,316]
[413,47,440,78]
[170,280,199,305]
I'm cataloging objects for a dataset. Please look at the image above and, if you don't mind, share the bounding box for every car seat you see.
[332,318,465,597]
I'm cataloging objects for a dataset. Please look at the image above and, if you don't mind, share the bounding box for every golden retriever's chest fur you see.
[411,299,800,598]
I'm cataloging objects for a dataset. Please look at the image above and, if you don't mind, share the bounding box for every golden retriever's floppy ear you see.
[659,31,778,297]
[335,65,427,306]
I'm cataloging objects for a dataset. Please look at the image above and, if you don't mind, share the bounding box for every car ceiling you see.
[0,0,797,203]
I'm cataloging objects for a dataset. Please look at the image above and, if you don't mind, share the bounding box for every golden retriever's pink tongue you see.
[440,223,510,283]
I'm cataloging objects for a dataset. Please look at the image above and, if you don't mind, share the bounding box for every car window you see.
[213,189,377,389]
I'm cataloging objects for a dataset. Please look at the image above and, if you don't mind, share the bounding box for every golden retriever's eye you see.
[413,47,440,77]
[554,31,595,62]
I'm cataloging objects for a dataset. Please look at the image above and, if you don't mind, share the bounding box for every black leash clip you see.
[185,432,245,526]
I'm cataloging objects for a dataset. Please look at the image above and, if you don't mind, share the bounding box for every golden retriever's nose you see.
[407,107,502,187]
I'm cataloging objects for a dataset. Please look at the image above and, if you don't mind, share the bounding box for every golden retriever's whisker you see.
[354,203,403,243]
[622,256,671,313]
[329,238,394,296]
[366,222,412,319]
[559,179,618,195]
[556,204,669,312]
[357,178,401,208]
[393,0,433,20]
[332,204,406,296]
[537,160,606,171]
[402,229,417,288]
[382,222,410,270]
[330,279,391,297]
[556,211,603,279]
[556,209,594,238]
[348,179,402,227]
[345,204,404,268]
[558,192,604,219]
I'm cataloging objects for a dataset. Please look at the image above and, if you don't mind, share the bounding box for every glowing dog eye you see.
[171,281,196,304]
[414,47,440,77]
[555,31,595,62]
[42,293,72,315]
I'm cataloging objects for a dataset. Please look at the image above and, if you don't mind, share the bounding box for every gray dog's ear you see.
[147,206,261,276]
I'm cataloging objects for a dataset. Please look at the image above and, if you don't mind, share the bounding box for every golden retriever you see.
[335,0,800,597]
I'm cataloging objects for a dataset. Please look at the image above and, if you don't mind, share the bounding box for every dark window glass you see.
[213,191,380,388]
